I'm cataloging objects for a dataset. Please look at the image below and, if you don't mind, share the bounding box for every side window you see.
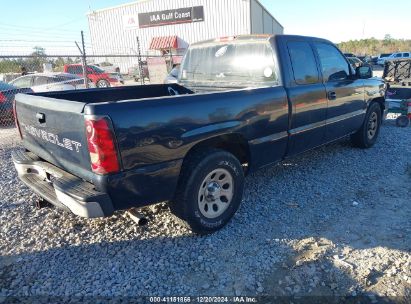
[403,53,409,58]
[12,76,32,88]
[68,66,83,74]
[315,43,350,82]
[33,76,48,86]
[287,41,319,85]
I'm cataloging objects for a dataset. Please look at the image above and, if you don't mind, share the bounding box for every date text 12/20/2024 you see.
[149,296,257,303]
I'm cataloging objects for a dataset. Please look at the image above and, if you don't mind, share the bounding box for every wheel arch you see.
[182,133,251,174]
[368,96,385,115]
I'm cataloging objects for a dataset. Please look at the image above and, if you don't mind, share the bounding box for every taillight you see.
[0,92,6,103]
[85,116,120,174]
[13,99,22,139]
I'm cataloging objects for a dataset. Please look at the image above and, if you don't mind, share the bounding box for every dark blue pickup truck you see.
[12,35,386,234]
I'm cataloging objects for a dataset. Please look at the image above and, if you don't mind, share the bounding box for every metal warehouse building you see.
[87,0,283,72]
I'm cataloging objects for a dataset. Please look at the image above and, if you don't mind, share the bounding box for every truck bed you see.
[14,84,194,183]
[31,84,194,103]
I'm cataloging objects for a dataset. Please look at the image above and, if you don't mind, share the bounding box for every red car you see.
[63,64,124,88]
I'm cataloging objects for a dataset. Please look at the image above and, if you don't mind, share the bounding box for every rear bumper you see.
[12,150,114,218]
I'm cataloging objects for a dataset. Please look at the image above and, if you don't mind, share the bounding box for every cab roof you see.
[190,34,333,47]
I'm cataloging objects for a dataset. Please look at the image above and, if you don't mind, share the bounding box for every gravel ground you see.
[0,119,410,302]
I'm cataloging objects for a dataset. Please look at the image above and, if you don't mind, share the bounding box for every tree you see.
[338,37,411,55]
[26,46,48,72]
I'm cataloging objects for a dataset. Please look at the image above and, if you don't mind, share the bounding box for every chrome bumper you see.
[12,150,113,218]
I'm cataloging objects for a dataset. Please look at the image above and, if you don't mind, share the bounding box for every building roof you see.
[149,36,179,50]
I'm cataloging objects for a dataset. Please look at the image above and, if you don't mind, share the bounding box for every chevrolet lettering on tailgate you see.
[20,122,82,152]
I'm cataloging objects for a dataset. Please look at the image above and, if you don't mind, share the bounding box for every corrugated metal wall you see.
[87,0,283,72]
[250,0,283,35]
[88,0,251,69]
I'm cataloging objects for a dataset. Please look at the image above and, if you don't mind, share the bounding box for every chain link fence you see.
[0,50,183,151]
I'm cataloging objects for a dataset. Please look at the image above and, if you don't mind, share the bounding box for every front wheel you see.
[96,79,110,88]
[350,102,382,148]
[170,149,244,234]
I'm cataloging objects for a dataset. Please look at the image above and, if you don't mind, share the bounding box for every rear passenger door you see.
[313,42,366,141]
[285,41,328,156]
[32,76,50,92]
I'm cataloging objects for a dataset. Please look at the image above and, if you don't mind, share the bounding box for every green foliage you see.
[338,36,411,56]
[0,59,22,73]
[0,44,81,74]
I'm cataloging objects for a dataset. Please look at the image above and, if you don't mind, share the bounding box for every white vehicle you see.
[9,73,93,92]
[377,52,410,65]
[95,62,120,73]
[164,66,180,84]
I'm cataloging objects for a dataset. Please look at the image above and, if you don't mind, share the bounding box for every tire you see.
[96,79,110,88]
[396,115,410,128]
[350,102,382,148]
[170,148,244,235]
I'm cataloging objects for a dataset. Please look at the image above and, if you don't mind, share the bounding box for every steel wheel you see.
[367,112,378,139]
[97,80,109,88]
[198,168,234,219]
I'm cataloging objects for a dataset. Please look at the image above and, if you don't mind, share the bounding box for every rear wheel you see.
[350,102,382,148]
[97,79,110,88]
[170,149,244,234]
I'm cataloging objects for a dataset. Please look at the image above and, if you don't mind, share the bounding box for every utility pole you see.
[136,36,145,85]
[75,31,89,89]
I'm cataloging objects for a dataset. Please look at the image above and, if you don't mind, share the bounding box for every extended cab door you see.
[313,42,366,141]
[284,40,328,156]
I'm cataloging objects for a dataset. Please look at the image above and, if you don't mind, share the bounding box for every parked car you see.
[0,81,32,126]
[376,53,393,65]
[9,73,90,93]
[164,66,180,84]
[128,62,149,82]
[64,64,124,88]
[12,34,386,234]
[368,56,378,65]
[95,62,120,73]
[343,52,355,57]
[347,56,364,68]
[380,52,411,66]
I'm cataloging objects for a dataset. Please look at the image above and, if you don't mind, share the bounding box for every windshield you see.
[179,41,278,88]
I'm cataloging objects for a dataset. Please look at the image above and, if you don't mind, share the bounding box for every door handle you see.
[327,91,337,100]
[36,112,46,123]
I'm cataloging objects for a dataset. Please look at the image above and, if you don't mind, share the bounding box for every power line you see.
[0,19,86,33]
[0,39,91,43]
[0,45,89,48]
[0,27,91,38]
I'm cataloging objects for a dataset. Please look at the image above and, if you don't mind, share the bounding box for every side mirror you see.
[356,66,372,79]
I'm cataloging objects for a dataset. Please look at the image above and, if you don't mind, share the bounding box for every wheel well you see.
[184,134,251,170]
[370,97,385,114]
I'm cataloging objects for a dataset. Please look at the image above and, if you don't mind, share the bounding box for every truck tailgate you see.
[15,93,92,181]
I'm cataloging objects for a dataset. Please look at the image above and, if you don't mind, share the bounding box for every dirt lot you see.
[0,118,410,302]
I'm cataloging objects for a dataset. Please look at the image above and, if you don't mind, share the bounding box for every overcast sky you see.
[1,0,410,55]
